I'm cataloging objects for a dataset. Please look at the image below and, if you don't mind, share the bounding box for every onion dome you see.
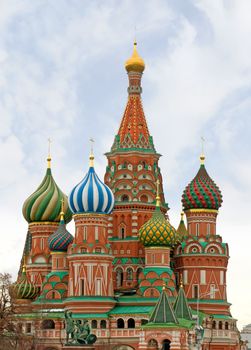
[13,267,39,299]
[176,212,188,241]
[48,202,73,252]
[69,152,115,215]
[139,182,177,247]
[22,156,72,223]
[182,154,223,210]
[125,42,145,73]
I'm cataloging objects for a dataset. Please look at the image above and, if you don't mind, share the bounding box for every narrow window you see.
[193,284,199,298]
[117,318,124,329]
[95,226,99,241]
[96,279,101,296]
[207,223,211,234]
[80,279,85,295]
[26,323,31,333]
[220,271,224,285]
[128,318,135,328]
[200,270,206,284]
[121,227,125,239]
[91,320,97,329]
[100,320,107,329]
[84,226,87,240]
[210,284,216,298]
[183,270,188,284]
[196,223,199,236]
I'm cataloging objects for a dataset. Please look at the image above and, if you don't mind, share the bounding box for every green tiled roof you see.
[149,289,178,324]
[109,305,153,315]
[173,286,192,320]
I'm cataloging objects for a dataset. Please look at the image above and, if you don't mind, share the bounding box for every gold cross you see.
[89,138,95,154]
[201,136,205,154]
[48,138,52,157]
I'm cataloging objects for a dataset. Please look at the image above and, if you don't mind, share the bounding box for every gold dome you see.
[125,42,145,73]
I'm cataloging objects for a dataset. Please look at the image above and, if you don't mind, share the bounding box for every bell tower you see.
[104,43,168,291]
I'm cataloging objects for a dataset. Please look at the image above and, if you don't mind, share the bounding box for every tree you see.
[0,273,35,350]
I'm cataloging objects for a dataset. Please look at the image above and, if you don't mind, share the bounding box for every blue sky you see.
[0,0,250,328]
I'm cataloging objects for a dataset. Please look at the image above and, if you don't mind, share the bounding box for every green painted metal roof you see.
[149,290,178,324]
[109,305,153,315]
[173,287,192,320]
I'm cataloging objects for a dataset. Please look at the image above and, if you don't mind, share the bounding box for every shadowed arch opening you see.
[162,339,171,350]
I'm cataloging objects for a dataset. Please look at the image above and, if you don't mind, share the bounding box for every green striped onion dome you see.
[13,270,39,299]
[22,167,72,223]
[139,207,177,247]
[182,162,222,210]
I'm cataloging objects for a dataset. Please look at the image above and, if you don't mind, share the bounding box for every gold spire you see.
[60,198,65,222]
[156,179,161,207]
[180,274,183,288]
[181,211,184,221]
[47,138,52,168]
[89,138,95,167]
[22,264,26,274]
[200,136,205,165]
[125,41,145,73]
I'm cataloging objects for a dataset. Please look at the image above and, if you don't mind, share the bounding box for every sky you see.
[0,0,250,329]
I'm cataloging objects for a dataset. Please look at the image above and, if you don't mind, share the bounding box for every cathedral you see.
[14,43,242,350]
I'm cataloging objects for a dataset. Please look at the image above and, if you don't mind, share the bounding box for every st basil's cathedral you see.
[13,43,243,350]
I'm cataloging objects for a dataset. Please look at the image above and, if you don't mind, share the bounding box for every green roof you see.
[149,289,178,324]
[173,286,192,320]
[109,305,153,315]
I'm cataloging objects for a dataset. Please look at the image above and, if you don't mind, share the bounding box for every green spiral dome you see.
[13,270,39,299]
[139,207,177,247]
[22,167,72,223]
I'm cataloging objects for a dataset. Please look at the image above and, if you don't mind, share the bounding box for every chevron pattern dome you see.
[69,155,114,215]
[22,166,72,223]
[139,207,177,247]
[182,161,222,211]
[48,218,73,252]
[13,270,39,299]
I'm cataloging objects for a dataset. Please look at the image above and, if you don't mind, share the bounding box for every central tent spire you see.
[110,42,155,153]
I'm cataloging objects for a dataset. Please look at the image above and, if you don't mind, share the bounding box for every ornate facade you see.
[13,43,241,350]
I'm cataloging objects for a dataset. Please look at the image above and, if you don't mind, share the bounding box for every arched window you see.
[136,268,143,282]
[141,319,148,326]
[225,322,229,330]
[140,194,148,203]
[162,339,171,350]
[148,339,158,348]
[126,268,133,281]
[127,318,135,328]
[100,320,107,329]
[91,320,97,329]
[41,319,55,330]
[120,225,126,239]
[121,194,129,202]
[219,321,223,330]
[212,320,216,329]
[117,318,124,329]
[116,268,123,288]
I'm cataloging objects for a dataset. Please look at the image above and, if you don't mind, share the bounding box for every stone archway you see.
[162,339,171,350]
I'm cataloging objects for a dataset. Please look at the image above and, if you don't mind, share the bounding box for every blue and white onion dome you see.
[68,152,115,215]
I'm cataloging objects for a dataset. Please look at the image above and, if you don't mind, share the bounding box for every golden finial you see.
[89,138,95,167]
[60,198,65,222]
[156,179,161,207]
[200,136,205,165]
[22,264,26,273]
[162,279,166,291]
[181,211,184,221]
[180,274,183,288]
[125,41,145,73]
[47,138,52,168]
